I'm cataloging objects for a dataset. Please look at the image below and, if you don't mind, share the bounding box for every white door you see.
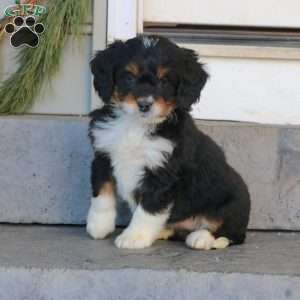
[106,0,300,125]
[144,0,300,28]
[144,0,300,125]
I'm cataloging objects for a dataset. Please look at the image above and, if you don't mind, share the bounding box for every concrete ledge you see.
[0,116,300,229]
[0,225,299,300]
[1,269,299,300]
[200,122,300,230]
[0,116,92,224]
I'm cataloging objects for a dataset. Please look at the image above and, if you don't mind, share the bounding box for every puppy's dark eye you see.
[124,73,136,84]
[160,77,169,85]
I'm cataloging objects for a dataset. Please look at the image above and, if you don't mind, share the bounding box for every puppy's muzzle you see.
[137,96,154,113]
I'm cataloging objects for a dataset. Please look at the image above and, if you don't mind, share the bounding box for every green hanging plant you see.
[0,0,90,114]
[0,17,8,40]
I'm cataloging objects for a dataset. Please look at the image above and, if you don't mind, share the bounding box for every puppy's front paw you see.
[87,214,116,240]
[115,230,153,249]
[86,209,116,239]
[86,198,116,239]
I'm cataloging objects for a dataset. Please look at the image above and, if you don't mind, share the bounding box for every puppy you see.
[86,35,250,250]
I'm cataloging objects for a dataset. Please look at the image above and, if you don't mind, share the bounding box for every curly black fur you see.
[89,35,250,245]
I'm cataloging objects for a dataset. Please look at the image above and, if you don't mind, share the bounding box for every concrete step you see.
[1,116,300,229]
[0,225,299,300]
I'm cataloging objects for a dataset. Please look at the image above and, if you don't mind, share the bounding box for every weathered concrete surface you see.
[200,122,300,230]
[0,116,300,229]
[0,116,92,224]
[0,116,130,225]
[0,225,299,300]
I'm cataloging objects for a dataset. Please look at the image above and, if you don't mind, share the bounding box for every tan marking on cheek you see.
[113,91,138,108]
[157,66,169,79]
[154,97,176,117]
[98,182,114,197]
[123,94,138,109]
[112,90,121,102]
[126,63,139,76]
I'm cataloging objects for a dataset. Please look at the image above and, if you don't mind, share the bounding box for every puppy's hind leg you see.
[185,229,230,250]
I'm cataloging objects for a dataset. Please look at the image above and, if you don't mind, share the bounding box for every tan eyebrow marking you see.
[157,66,169,79]
[125,63,139,76]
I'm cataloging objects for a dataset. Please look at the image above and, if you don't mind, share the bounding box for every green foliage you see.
[0,0,90,114]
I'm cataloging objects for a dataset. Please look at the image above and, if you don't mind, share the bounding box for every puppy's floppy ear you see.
[90,41,125,103]
[177,48,208,110]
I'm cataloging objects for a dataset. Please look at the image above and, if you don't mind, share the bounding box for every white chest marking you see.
[92,113,174,209]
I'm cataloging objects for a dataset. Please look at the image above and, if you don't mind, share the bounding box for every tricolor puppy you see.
[86,35,250,250]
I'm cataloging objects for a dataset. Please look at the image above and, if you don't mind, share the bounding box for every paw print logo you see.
[4,16,45,48]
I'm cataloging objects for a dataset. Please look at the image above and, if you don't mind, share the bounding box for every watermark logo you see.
[3,1,46,48]
[4,0,47,18]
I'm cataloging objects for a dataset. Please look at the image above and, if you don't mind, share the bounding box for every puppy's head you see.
[91,35,208,123]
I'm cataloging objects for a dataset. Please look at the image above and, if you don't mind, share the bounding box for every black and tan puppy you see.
[86,35,250,250]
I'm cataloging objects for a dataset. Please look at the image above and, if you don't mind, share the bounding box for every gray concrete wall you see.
[0,116,91,224]
[0,116,299,229]
[200,122,300,230]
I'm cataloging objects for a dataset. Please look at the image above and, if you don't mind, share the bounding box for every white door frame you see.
[144,0,300,28]
[107,0,141,43]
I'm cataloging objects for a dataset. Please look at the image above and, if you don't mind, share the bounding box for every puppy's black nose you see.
[138,101,151,113]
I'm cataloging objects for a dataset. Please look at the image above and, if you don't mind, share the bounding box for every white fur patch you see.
[186,229,216,250]
[186,229,230,250]
[86,194,116,239]
[115,205,169,249]
[142,36,159,48]
[92,112,174,209]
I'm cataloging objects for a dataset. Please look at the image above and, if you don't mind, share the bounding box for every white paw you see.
[86,208,116,240]
[186,229,216,250]
[115,229,154,249]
